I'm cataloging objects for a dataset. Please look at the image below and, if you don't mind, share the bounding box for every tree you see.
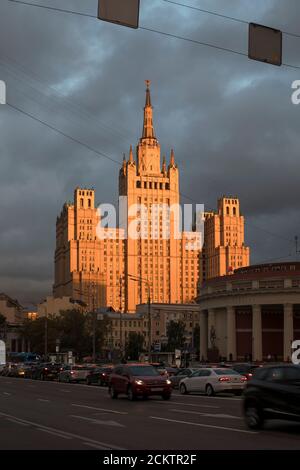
[125,332,145,360]
[166,320,186,351]
[20,316,58,355]
[0,313,7,340]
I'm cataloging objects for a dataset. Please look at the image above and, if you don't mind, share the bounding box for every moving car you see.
[169,368,199,389]
[243,364,300,430]
[109,363,172,400]
[32,363,64,381]
[58,365,95,383]
[86,366,113,386]
[179,368,246,396]
[231,363,260,380]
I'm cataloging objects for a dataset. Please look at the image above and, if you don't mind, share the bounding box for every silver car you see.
[170,368,199,389]
[179,368,247,396]
[58,365,95,383]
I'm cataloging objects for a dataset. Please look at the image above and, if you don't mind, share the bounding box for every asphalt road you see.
[0,376,300,450]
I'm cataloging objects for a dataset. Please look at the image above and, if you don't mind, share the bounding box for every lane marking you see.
[39,428,72,440]
[3,392,11,396]
[71,404,128,415]
[5,417,29,427]
[156,401,219,409]
[83,442,108,450]
[70,415,126,428]
[170,408,242,419]
[0,411,125,449]
[61,390,71,393]
[37,399,50,403]
[150,416,257,434]
[173,393,242,402]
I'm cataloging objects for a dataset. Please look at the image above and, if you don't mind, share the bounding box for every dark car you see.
[32,363,64,381]
[231,363,260,380]
[86,366,113,386]
[243,364,300,429]
[109,363,172,401]
[170,368,199,389]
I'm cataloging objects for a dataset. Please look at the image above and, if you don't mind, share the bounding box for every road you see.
[0,376,300,450]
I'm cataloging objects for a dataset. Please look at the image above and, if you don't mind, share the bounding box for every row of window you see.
[136,181,170,190]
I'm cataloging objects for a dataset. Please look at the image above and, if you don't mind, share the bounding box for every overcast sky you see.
[0,0,300,306]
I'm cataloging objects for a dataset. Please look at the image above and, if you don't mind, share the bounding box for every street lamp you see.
[128,274,152,360]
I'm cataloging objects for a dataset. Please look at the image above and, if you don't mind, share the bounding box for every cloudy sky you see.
[0,0,300,306]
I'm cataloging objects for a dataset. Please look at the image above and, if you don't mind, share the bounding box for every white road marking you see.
[156,401,219,409]
[150,416,257,434]
[0,411,125,449]
[39,428,72,440]
[171,409,241,419]
[83,442,108,450]
[5,418,29,427]
[71,404,128,415]
[3,392,11,396]
[70,415,126,428]
[173,393,242,401]
[61,390,71,393]
[4,381,12,384]
[37,399,50,403]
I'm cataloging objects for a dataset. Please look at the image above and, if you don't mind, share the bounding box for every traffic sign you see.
[98,0,140,29]
[248,23,282,66]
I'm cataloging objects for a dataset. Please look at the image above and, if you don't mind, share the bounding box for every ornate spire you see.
[129,145,134,163]
[170,148,175,167]
[142,80,156,141]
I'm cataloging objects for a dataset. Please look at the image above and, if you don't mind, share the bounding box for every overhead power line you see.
[5,0,300,70]
[6,102,121,166]
[161,0,300,39]
[4,101,295,246]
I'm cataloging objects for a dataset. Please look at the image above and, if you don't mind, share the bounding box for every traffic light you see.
[248,23,282,66]
[98,0,140,29]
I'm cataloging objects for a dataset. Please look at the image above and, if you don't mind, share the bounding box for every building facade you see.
[53,82,200,312]
[200,197,250,283]
[197,262,300,362]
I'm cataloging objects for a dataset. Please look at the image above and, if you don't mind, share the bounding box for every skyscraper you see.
[53,82,200,312]
[200,196,250,283]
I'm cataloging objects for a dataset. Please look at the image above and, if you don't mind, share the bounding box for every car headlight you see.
[166,379,171,385]
[135,379,144,385]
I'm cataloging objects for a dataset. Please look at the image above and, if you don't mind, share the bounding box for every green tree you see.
[20,315,58,355]
[125,332,145,360]
[167,320,186,351]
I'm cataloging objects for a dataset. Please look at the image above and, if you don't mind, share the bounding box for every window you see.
[80,198,84,208]
[88,199,91,208]
[233,207,236,216]
[226,206,229,215]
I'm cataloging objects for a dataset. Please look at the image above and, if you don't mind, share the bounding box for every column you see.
[207,309,216,349]
[252,304,262,361]
[226,306,236,361]
[284,303,293,362]
[200,311,208,361]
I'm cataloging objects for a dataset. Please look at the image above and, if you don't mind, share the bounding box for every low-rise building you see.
[37,296,86,317]
[197,262,300,362]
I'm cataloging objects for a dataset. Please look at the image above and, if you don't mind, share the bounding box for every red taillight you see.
[241,376,247,382]
[70,371,74,375]
[248,373,252,377]
[44,368,48,371]
[218,376,230,382]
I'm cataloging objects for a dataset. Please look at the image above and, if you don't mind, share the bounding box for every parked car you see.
[32,363,64,381]
[170,368,199,389]
[58,365,95,383]
[179,368,247,396]
[231,363,260,380]
[86,366,113,386]
[243,364,300,430]
[109,363,172,400]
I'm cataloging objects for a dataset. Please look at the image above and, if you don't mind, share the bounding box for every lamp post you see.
[128,274,151,360]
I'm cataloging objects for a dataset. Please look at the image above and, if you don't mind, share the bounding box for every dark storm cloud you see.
[0,0,300,304]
